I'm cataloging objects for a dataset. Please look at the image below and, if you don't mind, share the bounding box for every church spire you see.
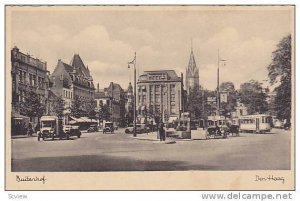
[186,41,200,95]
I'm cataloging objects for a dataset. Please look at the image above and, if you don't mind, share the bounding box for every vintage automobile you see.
[87,124,99,132]
[125,124,149,134]
[63,125,81,139]
[103,122,114,134]
[37,116,81,141]
[206,116,228,139]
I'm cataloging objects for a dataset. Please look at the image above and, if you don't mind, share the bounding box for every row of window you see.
[18,70,45,88]
[63,89,73,99]
[138,84,176,93]
[240,117,270,124]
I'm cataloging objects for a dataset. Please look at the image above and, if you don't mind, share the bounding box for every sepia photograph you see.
[5,5,295,190]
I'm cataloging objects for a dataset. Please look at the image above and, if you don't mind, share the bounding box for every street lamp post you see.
[217,49,226,116]
[160,76,167,123]
[128,52,137,137]
[133,53,137,137]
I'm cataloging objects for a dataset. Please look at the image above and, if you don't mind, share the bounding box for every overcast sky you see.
[9,6,293,90]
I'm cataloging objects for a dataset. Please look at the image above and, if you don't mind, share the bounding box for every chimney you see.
[97,83,99,93]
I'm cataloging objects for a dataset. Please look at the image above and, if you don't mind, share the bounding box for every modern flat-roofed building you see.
[137,70,184,123]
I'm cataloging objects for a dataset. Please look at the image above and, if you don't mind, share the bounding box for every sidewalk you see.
[11,134,37,139]
[131,129,207,142]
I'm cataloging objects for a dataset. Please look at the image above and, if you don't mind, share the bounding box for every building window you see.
[170,105,176,114]
[170,94,175,102]
[155,94,160,103]
[33,75,36,86]
[19,70,23,83]
[29,74,33,86]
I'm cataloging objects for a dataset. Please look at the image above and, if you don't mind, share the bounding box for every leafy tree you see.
[186,87,204,119]
[49,95,65,118]
[86,99,97,119]
[238,80,268,115]
[19,90,45,119]
[98,100,111,122]
[70,96,85,118]
[220,82,235,92]
[267,34,291,121]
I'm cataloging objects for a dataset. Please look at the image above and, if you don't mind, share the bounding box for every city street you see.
[11,128,291,171]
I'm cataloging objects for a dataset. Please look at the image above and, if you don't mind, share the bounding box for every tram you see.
[239,114,272,134]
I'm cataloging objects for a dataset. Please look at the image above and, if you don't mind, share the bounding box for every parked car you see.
[87,124,98,132]
[103,122,114,134]
[125,124,149,134]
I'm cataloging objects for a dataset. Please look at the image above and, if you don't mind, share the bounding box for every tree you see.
[267,34,291,121]
[49,95,65,118]
[70,96,85,118]
[98,100,111,122]
[86,99,97,119]
[186,87,204,119]
[220,82,235,92]
[19,90,45,120]
[238,80,268,115]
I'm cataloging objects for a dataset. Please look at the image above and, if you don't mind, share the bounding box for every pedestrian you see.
[22,122,27,136]
[158,120,165,142]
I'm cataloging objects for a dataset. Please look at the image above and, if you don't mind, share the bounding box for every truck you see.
[37,116,81,141]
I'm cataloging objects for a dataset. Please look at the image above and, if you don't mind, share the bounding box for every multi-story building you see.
[125,82,134,114]
[11,46,50,125]
[137,70,184,123]
[186,47,200,95]
[94,82,126,126]
[50,54,95,123]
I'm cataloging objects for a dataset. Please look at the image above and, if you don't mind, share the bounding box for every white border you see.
[1,0,299,201]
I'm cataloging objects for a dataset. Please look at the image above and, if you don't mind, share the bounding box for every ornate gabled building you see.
[186,47,200,95]
[50,54,95,123]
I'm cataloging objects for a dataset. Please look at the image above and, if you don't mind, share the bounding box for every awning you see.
[70,116,98,123]
[11,112,29,119]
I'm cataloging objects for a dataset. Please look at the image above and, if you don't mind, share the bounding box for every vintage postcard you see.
[5,5,295,190]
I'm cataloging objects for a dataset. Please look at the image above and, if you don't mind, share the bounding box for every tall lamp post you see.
[160,75,167,123]
[217,49,226,116]
[128,52,137,137]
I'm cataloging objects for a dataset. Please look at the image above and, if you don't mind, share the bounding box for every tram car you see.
[239,114,272,134]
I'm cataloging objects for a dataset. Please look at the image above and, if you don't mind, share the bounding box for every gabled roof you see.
[60,61,74,73]
[106,82,123,92]
[70,54,90,77]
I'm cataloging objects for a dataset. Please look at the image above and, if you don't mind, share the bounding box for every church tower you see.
[186,44,199,95]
